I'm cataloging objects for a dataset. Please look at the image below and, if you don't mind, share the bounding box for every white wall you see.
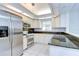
[58,4,79,35]
[69,10,79,35]
[60,12,69,32]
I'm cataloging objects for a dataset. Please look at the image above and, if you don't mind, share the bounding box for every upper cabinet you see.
[31,19,41,28]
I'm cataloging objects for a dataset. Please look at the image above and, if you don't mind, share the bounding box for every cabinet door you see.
[23,36,27,50]
[11,15,23,56]
[0,11,11,56]
[34,34,53,44]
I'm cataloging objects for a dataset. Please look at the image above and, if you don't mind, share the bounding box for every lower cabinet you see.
[49,45,79,56]
[23,36,27,50]
[34,34,53,44]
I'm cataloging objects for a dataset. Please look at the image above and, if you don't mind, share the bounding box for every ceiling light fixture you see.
[38,16,52,19]
[32,3,35,6]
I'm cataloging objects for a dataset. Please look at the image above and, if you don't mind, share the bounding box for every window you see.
[41,20,52,31]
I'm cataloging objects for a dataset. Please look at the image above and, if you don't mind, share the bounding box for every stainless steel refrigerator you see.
[0,10,23,56]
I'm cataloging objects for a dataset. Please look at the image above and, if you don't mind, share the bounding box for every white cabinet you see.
[49,45,79,56]
[23,36,27,50]
[31,20,40,28]
[34,34,53,44]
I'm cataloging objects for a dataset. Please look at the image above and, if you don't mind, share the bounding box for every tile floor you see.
[23,43,49,56]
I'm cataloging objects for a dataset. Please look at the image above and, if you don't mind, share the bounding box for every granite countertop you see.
[28,29,79,49]
[28,30,66,34]
[48,33,79,49]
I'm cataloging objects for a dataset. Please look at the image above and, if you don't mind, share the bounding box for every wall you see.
[60,12,69,32]
[62,4,79,35]
[52,4,79,35]
[69,10,79,35]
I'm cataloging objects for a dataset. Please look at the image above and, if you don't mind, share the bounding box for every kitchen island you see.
[28,29,79,56]
[48,32,79,56]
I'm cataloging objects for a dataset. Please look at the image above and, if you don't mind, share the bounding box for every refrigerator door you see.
[0,10,11,56]
[11,15,23,56]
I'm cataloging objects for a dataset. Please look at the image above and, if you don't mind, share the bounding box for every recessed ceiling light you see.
[38,16,52,19]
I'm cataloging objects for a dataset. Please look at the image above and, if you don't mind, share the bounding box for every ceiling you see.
[21,3,51,15]
[0,3,77,19]
[0,3,52,19]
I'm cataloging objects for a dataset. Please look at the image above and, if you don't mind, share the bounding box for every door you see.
[0,10,11,56]
[11,15,23,56]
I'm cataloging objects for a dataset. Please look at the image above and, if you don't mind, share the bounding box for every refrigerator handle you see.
[8,32,10,42]
[8,29,11,43]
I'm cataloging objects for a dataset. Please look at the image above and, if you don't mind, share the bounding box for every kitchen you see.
[0,3,79,56]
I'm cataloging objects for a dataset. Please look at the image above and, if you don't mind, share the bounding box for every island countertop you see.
[48,33,79,49]
[28,28,79,49]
